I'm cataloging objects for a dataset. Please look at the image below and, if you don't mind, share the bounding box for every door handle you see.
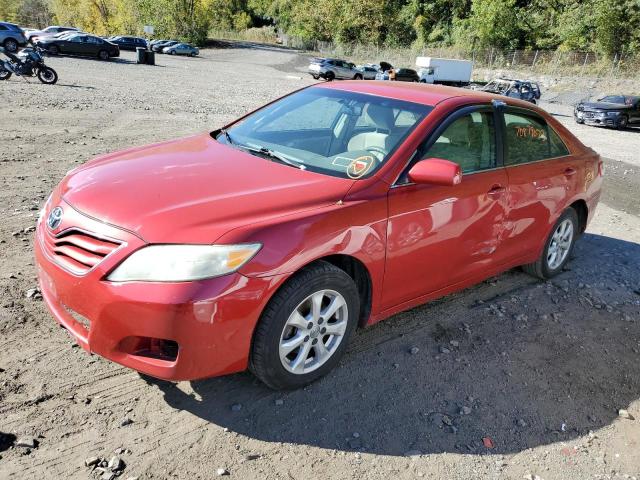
[487,185,506,198]
[564,167,577,177]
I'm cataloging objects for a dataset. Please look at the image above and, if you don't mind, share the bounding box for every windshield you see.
[599,95,627,104]
[216,87,432,179]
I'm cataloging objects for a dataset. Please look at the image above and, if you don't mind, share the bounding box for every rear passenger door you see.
[499,107,578,262]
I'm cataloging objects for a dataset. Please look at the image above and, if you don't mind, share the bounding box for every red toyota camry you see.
[35,82,603,389]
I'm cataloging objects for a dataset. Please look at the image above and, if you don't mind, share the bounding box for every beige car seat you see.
[348,104,396,158]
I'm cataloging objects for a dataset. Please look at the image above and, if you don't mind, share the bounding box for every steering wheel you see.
[365,146,387,161]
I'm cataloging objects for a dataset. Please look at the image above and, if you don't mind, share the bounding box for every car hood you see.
[579,102,631,111]
[60,133,355,243]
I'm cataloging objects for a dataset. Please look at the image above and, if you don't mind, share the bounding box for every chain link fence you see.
[276,35,636,79]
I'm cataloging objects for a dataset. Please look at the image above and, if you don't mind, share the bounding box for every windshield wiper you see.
[220,128,233,145]
[239,144,304,169]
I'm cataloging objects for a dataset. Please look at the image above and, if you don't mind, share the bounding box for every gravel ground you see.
[0,44,639,480]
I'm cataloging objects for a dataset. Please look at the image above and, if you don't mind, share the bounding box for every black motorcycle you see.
[0,45,58,85]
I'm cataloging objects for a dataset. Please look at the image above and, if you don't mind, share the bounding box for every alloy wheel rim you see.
[279,289,348,375]
[547,219,573,270]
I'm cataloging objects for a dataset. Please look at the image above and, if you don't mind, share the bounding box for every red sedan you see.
[35,82,603,389]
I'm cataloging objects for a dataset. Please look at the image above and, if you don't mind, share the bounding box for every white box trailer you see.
[415,57,473,86]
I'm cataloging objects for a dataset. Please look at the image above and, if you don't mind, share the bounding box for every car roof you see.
[316,81,506,107]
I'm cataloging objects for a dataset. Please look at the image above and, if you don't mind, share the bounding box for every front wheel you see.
[617,115,628,130]
[98,50,109,61]
[324,71,335,82]
[522,207,579,279]
[37,66,57,85]
[48,45,59,55]
[250,261,360,390]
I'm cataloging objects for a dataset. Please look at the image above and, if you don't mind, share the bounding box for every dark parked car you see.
[574,95,640,129]
[37,33,119,60]
[152,40,178,53]
[108,36,147,51]
[0,21,28,52]
[375,68,420,82]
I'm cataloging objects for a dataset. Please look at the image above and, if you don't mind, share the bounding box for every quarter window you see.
[421,111,496,174]
[504,112,569,165]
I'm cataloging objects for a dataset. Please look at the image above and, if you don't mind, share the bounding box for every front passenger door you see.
[383,106,509,310]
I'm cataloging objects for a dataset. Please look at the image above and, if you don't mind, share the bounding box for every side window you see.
[504,111,569,165]
[0,25,7,31]
[549,126,570,157]
[421,111,496,174]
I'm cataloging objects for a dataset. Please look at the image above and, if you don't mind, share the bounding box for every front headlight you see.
[107,244,261,282]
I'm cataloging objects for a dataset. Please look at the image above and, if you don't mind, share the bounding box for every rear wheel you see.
[522,208,579,279]
[0,69,12,80]
[98,49,109,60]
[250,261,359,390]
[4,38,18,53]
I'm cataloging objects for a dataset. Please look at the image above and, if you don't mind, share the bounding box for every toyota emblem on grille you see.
[47,206,63,230]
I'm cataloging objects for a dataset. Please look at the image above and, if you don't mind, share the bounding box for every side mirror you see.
[407,158,462,186]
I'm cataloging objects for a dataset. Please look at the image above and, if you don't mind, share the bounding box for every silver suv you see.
[0,22,27,53]
[308,58,362,81]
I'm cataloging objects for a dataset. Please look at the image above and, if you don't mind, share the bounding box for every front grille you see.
[44,228,121,275]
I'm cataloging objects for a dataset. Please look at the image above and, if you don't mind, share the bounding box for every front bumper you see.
[575,112,621,127]
[35,200,283,381]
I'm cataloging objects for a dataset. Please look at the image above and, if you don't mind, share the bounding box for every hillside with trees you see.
[1,0,638,57]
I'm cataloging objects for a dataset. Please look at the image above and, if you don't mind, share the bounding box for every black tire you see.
[0,69,12,80]
[575,118,584,124]
[522,207,579,279]
[4,38,18,53]
[48,45,59,55]
[617,115,628,130]
[325,71,335,81]
[170,50,176,55]
[98,50,109,60]
[354,74,363,80]
[250,261,360,390]
[37,66,57,85]
[312,74,319,80]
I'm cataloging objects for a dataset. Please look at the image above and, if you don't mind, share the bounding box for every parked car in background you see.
[163,42,199,56]
[0,21,27,52]
[308,57,362,80]
[375,68,420,82]
[574,95,640,129]
[36,33,119,60]
[356,64,379,80]
[34,82,602,390]
[481,78,541,104]
[152,40,178,53]
[26,26,79,43]
[416,57,473,86]
[149,39,168,50]
[108,36,148,51]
